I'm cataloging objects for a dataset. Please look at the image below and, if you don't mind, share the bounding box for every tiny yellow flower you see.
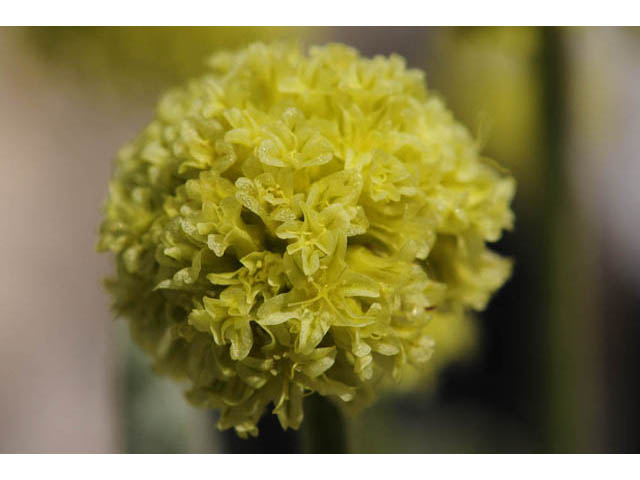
[98,42,515,437]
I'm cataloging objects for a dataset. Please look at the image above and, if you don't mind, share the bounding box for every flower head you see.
[99,42,515,437]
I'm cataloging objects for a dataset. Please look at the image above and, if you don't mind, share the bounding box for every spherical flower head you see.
[98,42,515,437]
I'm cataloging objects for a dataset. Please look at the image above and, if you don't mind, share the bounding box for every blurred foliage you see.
[431,27,543,205]
[115,320,218,453]
[350,394,533,453]
[24,27,323,99]
[389,312,478,393]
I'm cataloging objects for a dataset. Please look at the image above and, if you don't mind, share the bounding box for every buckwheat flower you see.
[98,42,515,437]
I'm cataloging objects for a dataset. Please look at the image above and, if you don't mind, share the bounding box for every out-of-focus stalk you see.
[219,412,301,454]
[303,395,348,454]
[538,27,601,453]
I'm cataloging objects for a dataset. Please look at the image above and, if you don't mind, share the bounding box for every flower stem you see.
[302,394,348,453]
[219,410,301,453]
[538,26,600,452]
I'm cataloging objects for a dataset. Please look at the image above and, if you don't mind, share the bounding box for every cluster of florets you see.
[99,42,515,437]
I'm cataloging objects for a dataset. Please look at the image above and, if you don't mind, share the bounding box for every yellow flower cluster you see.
[99,43,515,436]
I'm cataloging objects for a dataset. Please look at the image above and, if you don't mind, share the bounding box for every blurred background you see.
[1,26,639,453]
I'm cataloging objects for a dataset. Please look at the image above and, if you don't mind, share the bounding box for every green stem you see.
[538,26,600,453]
[538,24,574,454]
[303,394,348,453]
[219,410,301,453]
